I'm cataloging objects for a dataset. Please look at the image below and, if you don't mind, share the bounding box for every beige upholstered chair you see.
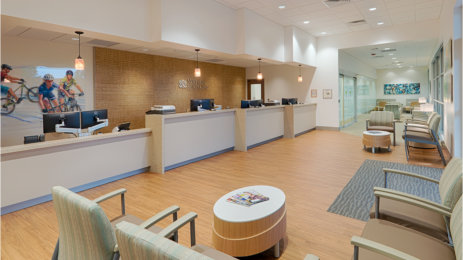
[115,218,237,260]
[370,158,462,242]
[403,114,446,165]
[51,186,180,260]
[366,111,396,146]
[351,196,461,259]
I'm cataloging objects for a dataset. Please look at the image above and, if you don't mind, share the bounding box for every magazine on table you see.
[226,190,269,207]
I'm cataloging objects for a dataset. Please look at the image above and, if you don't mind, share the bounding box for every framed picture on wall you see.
[323,89,332,99]
[444,39,452,72]
[311,89,317,98]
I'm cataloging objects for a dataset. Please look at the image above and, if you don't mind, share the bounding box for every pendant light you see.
[74,31,85,70]
[298,64,303,82]
[194,49,201,77]
[257,58,263,80]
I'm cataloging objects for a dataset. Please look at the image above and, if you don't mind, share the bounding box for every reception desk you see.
[1,129,151,214]
[146,110,236,174]
[235,106,285,151]
[284,103,317,138]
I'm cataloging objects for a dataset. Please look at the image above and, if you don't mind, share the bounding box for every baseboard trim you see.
[247,135,283,150]
[316,126,340,131]
[165,147,234,171]
[295,128,316,137]
[1,167,149,215]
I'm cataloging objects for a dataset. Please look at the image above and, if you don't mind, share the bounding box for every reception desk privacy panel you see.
[235,106,285,151]
[284,103,317,138]
[1,129,152,214]
[146,110,236,174]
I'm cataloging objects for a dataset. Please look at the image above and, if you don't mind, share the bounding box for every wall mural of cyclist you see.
[1,64,88,146]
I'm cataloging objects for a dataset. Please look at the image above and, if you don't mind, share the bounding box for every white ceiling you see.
[341,39,438,69]
[213,0,445,36]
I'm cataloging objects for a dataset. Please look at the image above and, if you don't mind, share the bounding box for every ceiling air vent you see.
[348,19,367,25]
[87,39,119,47]
[323,0,350,8]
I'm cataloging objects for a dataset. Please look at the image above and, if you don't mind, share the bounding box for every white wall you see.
[285,26,317,67]
[161,0,237,54]
[1,0,156,42]
[376,67,429,105]
[246,64,316,103]
[338,51,376,79]
[237,9,285,61]
[1,36,94,147]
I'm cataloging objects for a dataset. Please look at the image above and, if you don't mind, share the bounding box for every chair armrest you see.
[373,187,451,212]
[93,188,127,203]
[374,191,451,217]
[351,236,419,260]
[304,254,320,260]
[93,188,127,216]
[140,205,180,229]
[383,168,439,184]
[158,212,198,246]
[404,123,429,129]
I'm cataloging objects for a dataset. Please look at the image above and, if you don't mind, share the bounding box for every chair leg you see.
[51,239,59,260]
[404,139,410,161]
[436,142,447,166]
[393,132,396,146]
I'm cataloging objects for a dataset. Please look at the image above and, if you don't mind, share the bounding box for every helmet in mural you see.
[43,74,54,81]
[66,70,74,76]
[1,64,13,70]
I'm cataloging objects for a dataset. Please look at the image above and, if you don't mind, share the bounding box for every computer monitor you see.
[241,100,250,108]
[117,122,130,131]
[81,109,108,129]
[250,100,263,107]
[190,99,214,111]
[282,98,298,105]
[43,112,81,133]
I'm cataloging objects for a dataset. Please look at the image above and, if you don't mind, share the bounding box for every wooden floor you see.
[1,130,449,260]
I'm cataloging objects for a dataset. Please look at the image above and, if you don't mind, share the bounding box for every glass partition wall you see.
[431,46,444,136]
[339,74,376,128]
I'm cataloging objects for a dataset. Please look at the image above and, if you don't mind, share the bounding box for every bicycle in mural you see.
[44,92,82,113]
[1,80,40,115]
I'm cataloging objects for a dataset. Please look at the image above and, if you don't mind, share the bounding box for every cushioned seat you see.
[369,197,447,241]
[366,111,396,145]
[370,158,461,243]
[357,219,455,260]
[402,131,433,141]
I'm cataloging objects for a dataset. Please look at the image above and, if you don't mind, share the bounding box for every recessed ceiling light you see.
[304,20,310,24]
[321,32,327,35]
[278,5,286,9]
[394,60,400,63]
[142,48,149,52]
[369,7,377,11]
[389,53,394,56]
[392,57,397,59]
[72,37,79,41]
[384,47,390,50]
[377,21,384,25]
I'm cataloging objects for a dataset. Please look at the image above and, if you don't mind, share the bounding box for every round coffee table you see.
[212,185,286,257]
[363,130,391,153]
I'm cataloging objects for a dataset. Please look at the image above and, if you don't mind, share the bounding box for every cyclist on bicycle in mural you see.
[1,64,24,104]
[58,70,84,107]
[38,74,61,113]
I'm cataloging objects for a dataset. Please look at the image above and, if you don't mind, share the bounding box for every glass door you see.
[339,74,356,127]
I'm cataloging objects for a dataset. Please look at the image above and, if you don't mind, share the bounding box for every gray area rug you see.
[327,159,443,221]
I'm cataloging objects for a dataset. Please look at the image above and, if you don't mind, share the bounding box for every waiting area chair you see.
[403,114,446,165]
[384,104,401,120]
[51,186,180,260]
[351,196,461,259]
[369,157,462,242]
[115,213,237,260]
[366,111,396,146]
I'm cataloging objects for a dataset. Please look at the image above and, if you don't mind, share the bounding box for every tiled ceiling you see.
[341,39,438,69]
[213,0,445,36]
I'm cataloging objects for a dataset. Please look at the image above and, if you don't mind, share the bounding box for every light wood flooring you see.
[1,130,449,259]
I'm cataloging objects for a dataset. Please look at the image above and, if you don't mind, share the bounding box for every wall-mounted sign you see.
[178,79,207,89]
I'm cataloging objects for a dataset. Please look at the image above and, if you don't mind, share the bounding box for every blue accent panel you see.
[1,167,149,215]
[165,147,234,171]
[247,135,283,150]
[295,128,316,137]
